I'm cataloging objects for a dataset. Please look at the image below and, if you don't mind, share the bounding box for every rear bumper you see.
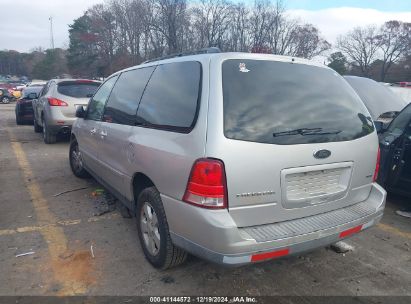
[45,107,76,132]
[163,183,386,266]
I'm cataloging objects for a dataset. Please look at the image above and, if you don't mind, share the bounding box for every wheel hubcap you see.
[71,145,83,171]
[140,202,160,256]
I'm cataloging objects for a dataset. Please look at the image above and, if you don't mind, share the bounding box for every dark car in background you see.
[377,103,411,197]
[344,76,408,124]
[0,88,14,104]
[15,86,43,124]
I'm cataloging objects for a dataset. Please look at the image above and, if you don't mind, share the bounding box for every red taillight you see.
[48,97,68,106]
[339,225,363,238]
[251,248,289,262]
[373,147,381,182]
[183,158,228,209]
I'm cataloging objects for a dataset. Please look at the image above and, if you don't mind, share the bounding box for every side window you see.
[86,76,118,121]
[40,82,51,97]
[103,67,155,125]
[136,61,201,132]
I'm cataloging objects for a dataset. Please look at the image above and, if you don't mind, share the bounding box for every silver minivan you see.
[70,51,386,269]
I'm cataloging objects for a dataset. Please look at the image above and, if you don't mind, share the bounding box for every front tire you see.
[42,117,56,144]
[69,139,89,178]
[136,187,187,269]
[1,96,10,104]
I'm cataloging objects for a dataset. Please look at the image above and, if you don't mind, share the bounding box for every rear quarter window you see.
[57,81,100,98]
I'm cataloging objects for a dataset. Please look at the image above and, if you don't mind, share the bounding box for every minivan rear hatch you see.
[206,56,378,227]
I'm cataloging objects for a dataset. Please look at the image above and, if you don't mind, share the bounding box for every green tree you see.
[31,49,68,79]
[67,14,99,77]
[327,52,348,75]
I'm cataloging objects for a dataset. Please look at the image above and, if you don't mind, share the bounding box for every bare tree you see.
[337,26,380,77]
[289,24,331,59]
[227,3,250,52]
[249,0,274,50]
[150,0,188,53]
[67,0,332,76]
[88,4,117,74]
[191,0,233,50]
[110,0,150,64]
[377,20,411,81]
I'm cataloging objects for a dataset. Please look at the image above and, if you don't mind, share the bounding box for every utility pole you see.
[49,16,55,49]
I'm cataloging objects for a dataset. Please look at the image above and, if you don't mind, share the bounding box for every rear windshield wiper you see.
[273,128,342,137]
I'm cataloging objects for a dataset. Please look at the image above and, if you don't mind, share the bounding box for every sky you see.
[0,0,411,53]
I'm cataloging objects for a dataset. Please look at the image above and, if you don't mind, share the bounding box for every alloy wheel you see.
[71,144,83,172]
[140,202,160,256]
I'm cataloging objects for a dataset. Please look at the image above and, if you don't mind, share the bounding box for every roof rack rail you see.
[143,47,221,64]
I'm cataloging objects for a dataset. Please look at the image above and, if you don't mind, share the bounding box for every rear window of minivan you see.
[222,59,374,145]
[57,81,100,98]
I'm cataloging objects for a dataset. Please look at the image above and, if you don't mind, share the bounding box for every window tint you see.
[222,59,374,145]
[387,104,411,137]
[103,67,155,125]
[86,76,118,121]
[57,81,100,98]
[137,61,201,131]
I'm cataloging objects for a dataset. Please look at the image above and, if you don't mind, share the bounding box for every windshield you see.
[222,59,374,145]
[22,87,42,98]
[344,76,407,120]
[57,81,100,98]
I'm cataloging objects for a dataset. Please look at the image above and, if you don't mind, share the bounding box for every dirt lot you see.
[1,103,410,296]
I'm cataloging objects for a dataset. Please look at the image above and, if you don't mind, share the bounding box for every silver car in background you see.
[70,51,386,269]
[344,76,408,125]
[33,79,101,143]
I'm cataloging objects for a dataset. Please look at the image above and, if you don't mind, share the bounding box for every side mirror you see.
[374,121,385,134]
[27,92,38,100]
[75,105,86,118]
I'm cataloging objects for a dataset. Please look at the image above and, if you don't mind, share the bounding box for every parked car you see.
[15,86,43,124]
[376,103,411,197]
[33,79,101,143]
[70,50,386,269]
[344,76,408,124]
[0,88,14,104]
[389,86,411,104]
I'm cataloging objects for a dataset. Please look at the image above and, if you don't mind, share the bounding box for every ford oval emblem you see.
[314,149,331,159]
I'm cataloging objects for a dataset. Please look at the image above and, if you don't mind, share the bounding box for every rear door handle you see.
[90,128,97,135]
[100,130,107,139]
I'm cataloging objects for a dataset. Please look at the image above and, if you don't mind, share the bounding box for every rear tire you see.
[42,117,56,144]
[1,96,10,104]
[69,139,90,178]
[136,187,187,269]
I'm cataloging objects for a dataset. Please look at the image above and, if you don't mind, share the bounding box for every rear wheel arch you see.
[132,173,155,210]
